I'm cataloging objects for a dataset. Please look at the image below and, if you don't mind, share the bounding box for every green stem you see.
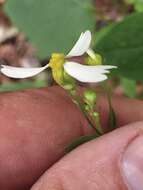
[65,133,99,152]
[102,82,117,131]
[67,88,102,136]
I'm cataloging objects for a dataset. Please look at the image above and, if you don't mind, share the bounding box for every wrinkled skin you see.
[0,86,143,190]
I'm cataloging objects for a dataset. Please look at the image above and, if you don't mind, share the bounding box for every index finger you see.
[98,95,143,129]
[0,86,143,190]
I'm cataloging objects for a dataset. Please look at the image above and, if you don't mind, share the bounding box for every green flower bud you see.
[62,71,76,90]
[63,83,75,90]
[93,111,103,134]
[86,53,102,66]
[94,53,102,65]
[84,104,90,112]
[84,89,97,107]
[93,112,99,118]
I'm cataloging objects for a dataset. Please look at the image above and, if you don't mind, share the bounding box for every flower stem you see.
[67,87,102,136]
[102,82,117,132]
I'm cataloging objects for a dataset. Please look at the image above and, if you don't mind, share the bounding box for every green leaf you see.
[5,0,95,58]
[65,133,98,153]
[95,13,143,81]
[135,2,143,12]
[0,80,47,92]
[127,0,143,12]
[121,77,137,98]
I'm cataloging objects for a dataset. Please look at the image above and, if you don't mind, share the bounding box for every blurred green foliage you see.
[2,0,143,97]
[127,0,143,12]
[95,13,143,81]
[0,80,47,92]
[4,0,95,58]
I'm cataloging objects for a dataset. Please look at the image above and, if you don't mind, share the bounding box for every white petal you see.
[91,65,117,70]
[64,62,117,83]
[0,64,49,79]
[66,30,91,57]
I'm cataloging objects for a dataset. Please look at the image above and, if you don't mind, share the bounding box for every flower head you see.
[0,31,117,84]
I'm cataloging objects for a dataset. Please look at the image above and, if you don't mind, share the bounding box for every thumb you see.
[31,121,143,190]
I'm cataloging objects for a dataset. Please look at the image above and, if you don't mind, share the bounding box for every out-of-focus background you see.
[0,0,143,98]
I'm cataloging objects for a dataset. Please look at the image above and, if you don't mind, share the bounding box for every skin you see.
[0,86,142,190]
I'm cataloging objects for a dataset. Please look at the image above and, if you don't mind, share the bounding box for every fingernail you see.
[122,136,143,190]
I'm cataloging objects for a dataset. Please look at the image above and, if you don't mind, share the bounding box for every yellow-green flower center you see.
[49,53,65,85]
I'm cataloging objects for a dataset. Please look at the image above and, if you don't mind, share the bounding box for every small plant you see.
[0,30,117,150]
[2,0,143,149]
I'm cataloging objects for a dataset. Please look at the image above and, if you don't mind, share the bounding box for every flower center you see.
[49,53,65,85]
[49,53,65,69]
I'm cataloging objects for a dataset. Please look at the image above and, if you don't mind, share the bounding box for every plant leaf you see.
[95,13,143,81]
[127,0,143,12]
[65,133,98,152]
[5,0,95,58]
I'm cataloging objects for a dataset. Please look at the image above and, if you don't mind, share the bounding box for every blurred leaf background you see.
[4,0,95,58]
[0,0,143,98]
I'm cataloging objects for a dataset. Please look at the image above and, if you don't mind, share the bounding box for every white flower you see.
[0,31,117,83]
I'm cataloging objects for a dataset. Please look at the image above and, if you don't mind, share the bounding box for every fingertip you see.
[31,121,143,190]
